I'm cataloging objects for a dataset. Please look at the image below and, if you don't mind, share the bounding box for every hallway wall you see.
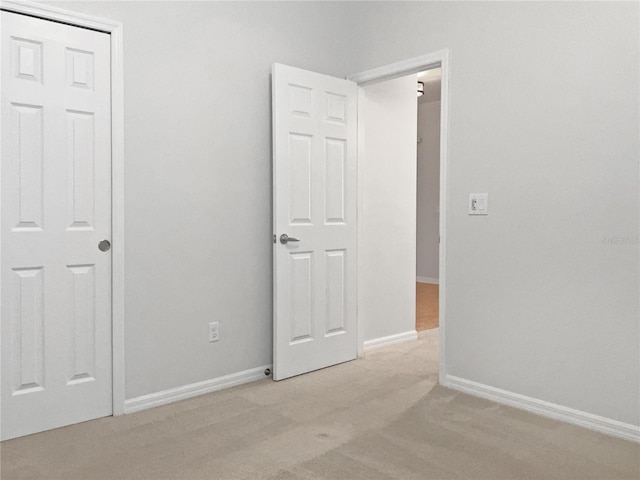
[359,75,418,342]
[416,100,441,282]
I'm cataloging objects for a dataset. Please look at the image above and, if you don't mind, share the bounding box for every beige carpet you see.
[416,282,439,331]
[2,329,638,480]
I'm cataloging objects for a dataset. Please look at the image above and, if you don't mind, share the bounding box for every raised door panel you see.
[325,92,346,124]
[66,265,96,385]
[324,250,346,337]
[324,138,346,225]
[10,267,45,395]
[289,133,313,225]
[289,84,313,117]
[12,37,43,83]
[66,110,96,230]
[10,103,44,231]
[289,252,314,344]
[66,48,94,90]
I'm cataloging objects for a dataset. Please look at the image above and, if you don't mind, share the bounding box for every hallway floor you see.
[416,282,439,331]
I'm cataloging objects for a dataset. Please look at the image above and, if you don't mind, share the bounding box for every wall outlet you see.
[208,322,219,342]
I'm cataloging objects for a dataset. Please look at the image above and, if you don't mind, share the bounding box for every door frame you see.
[0,0,126,415]
[348,49,450,383]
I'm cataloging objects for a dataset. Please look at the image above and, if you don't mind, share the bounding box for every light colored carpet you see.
[416,282,439,331]
[1,329,638,480]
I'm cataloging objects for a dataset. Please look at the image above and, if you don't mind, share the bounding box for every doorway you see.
[350,51,449,381]
[271,53,449,380]
[416,67,442,333]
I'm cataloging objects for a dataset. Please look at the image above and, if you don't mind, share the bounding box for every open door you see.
[272,64,357,380]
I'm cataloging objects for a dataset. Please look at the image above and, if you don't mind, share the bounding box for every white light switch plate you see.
[469,193,488,215]
[208,322,219,342]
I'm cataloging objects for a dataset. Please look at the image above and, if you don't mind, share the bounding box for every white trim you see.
[363,330,417,351]
[124,365,272,414]
[356,87,365,358]
[1,0,126,416]
[437,51,450,386]
[444,375,640,443]
[109,14,126,419]
[417,276,439,284]
[350,50,450,384]
[348,51,446,86]
[1,0,117,32]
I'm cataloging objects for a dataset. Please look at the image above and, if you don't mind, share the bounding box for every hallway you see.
[416,282,439,331]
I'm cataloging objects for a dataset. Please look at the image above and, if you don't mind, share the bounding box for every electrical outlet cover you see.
[469,193,488,215]
[208,322,219,342]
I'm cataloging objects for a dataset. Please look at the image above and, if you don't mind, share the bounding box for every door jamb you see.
[348,50,450,383]
[0,0,126,415]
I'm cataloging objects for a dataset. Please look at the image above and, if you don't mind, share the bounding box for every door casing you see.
[348,50,450,383]
[0,0,126,415]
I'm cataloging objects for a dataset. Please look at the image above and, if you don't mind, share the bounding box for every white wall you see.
[358,75,418,342]
[42,0,352,400]
[416,100,441,281]
[347,1,640,426]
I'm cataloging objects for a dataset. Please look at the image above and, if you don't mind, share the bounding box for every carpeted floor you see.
[1,329,638,480]
[416,282,439,331]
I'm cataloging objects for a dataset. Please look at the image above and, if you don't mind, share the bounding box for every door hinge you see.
[273,234,276,244]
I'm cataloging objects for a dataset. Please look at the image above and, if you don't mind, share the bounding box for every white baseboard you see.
[444,375,640,443]
[124,365,271,414]
[417,276,439,284]
[364,330,417,351]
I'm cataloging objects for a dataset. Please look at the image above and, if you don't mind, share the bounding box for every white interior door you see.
[272,64,357,380]
[1,11,112,440]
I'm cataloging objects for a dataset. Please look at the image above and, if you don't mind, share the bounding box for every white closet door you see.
[1,11,112,440]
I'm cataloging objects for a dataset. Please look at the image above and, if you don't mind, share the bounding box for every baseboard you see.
[124,365,271,414]
[444,375,640,443]
[417,276,439,284]
[363,330,417,351]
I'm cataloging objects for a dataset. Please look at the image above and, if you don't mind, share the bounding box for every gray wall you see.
[45,1,352,399]
[346,1,639,425]
[39,1,639,427]
[416,100,441,281]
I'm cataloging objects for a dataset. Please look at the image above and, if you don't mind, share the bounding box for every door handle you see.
[98,239,111,252]
[279,234,300,245]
